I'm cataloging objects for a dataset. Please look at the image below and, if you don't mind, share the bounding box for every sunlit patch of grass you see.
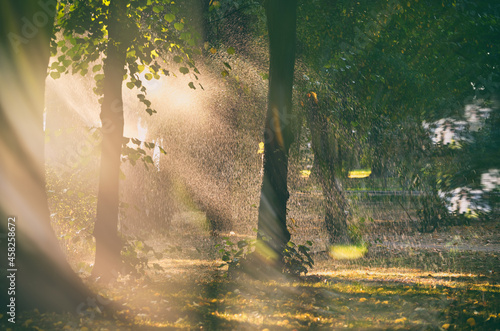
[329,245,368,259]
[8,228,499,331]
[348,168,372,178]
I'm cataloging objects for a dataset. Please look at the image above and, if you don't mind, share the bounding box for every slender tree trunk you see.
[306,93,351,245]
[92,0,127,281]
[256,0,297,263]
[0,0,92,312]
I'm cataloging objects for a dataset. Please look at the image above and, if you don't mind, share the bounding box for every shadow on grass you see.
[5,242,500,330]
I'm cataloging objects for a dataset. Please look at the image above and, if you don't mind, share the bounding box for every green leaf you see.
[173,55,183,63]
[223,62,232,70]
[50,71,60,79]
[94,73,104,81]
[93,64,102,72]
[174,22,184,31]
[221,70,229,77]
[164,13,175,22]
[126,82,135,89]
[153,5,163,13]
[145,73,153,80]
[227,46,235,55]
[159,146,167,154]
[179,67,189,74]
[188,82,195,89]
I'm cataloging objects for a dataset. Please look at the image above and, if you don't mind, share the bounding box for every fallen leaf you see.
[467,318,475,326]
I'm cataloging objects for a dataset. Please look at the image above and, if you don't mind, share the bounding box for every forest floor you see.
[4,217,500,330]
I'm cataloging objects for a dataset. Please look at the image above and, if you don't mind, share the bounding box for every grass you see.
[2,229,499,331]
[329,245,368,260]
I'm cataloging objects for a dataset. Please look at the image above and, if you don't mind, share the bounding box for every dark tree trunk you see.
[306,93,351,245]
[0,0,92,313]
[256,0,297,262]
[92,0,128,282]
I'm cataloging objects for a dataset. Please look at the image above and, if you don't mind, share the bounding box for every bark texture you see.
[92,0,128,281]
[306,92,351,245]
[0,0,92,312]
[256,0,297,262]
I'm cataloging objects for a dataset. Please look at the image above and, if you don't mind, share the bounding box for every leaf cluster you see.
[49,0,203,115]
[120,233,165,278]
[216,234,314,277]
[121,136,166,169]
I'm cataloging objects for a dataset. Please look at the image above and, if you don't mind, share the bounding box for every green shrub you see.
[120,234,165,278]
[216,234,314,277]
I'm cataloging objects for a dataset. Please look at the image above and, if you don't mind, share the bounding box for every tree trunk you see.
[256,0,297,263]
[0,0,92,313]
[92,0,128,282]
[306,93,351,245]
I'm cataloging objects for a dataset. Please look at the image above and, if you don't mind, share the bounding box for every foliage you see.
[216,235,314,277]
[204,0,265,45]
[347,217,369,246]
[216,236,254,274]
[415,194,451,233]
[121,136,165,169]
[120,233,165,278]
[295,0,499,229]
[50,0,202,113]
[436,103,500,218]
[45,126,101,260]
[282,240,314,276]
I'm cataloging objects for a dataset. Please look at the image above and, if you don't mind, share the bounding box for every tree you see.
[0,0,91,312]
[256,0,297,263]
[305,92,352,244]
[91,0,129,282]
[295,0,499,231]
[54,0,200,281]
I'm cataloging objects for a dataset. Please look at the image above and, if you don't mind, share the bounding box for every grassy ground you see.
[3,219,499,331]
